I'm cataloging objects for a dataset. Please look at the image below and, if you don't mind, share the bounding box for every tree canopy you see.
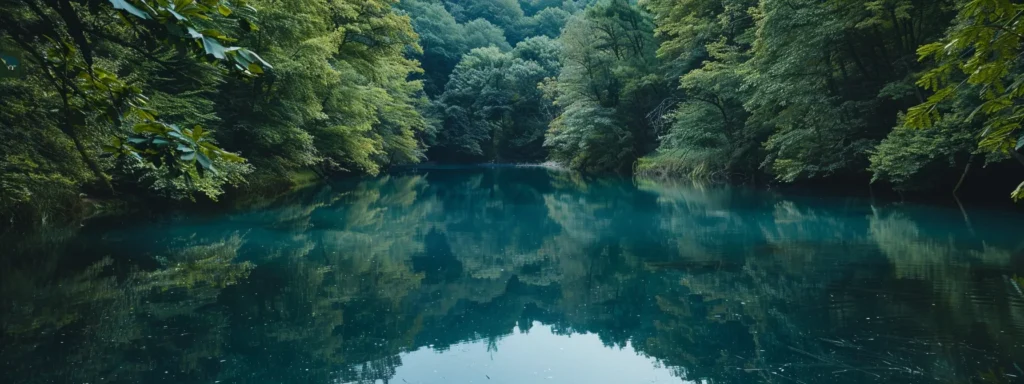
[3,0,1024,227]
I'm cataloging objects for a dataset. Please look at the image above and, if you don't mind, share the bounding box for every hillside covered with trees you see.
[2,0,1024,227]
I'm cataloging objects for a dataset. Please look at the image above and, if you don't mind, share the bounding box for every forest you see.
[2,0,1024,227]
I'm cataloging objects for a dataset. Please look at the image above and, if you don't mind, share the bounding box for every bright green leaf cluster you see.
[904,0,1024,199]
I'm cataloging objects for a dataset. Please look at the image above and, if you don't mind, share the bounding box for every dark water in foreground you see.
[3,166,1024,384]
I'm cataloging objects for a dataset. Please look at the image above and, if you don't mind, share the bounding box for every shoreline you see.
[6,164,1021,237]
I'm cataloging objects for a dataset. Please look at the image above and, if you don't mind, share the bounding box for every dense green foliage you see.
[1,0,270,216]
[544,0,666,172]
[413,0,1023,199]
[3,0,1024,227]
[636,0,1021,201]
[1,0,427,225]
[434,40,560,162]
[638,0,954,183]
[900,0,1024,200]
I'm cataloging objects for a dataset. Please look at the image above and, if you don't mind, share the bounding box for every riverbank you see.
[5,163,1021,237]
[0,169,326,236]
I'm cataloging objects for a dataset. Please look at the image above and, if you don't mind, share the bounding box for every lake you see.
[2,166,1023,384]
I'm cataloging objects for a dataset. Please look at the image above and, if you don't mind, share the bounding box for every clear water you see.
[3,166,1024,384]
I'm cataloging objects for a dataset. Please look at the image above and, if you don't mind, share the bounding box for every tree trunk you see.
[953,154,975,196]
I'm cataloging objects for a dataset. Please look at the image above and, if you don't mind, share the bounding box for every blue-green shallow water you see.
[3,166,1024,384]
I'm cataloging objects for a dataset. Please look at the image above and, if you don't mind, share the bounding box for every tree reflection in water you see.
[2,166,1023,384]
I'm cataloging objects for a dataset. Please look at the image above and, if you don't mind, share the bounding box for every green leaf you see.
[202,29,236,42]
[166,124,188,141]
[134,123,167,134]
[109,0,150,20]
[202,36,227,59]
[229,48,272,69]
[196,152,215,173]
[135,108,156,121]
[167,8,188,21]
[219,151,244,163]
[1017,134,1024,150]
[177,144,195,152]
[218,4,232,16]
[180,152,196,161]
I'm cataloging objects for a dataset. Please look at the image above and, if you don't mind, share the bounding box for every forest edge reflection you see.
[2,167,1023,384]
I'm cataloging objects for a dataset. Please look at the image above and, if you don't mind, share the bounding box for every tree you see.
[0,0,270,219]
[637,0,759,179]
[400,1,512,97]
[746,0,954,183]
[904,0,1024,200]
[435,40,559,162]
[463,18,513,52]
[400,0,469,96]
[215,0,426,179]
[523,6,571,39]
[544,0,665,173]
[464,0,526,41]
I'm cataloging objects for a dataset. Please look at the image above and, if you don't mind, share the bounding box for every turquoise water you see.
[3,166,1024,383]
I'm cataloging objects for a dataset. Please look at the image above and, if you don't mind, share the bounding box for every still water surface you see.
[3,166,1024,383]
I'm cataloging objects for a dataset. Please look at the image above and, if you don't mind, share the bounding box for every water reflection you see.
[2,166,1024,383]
